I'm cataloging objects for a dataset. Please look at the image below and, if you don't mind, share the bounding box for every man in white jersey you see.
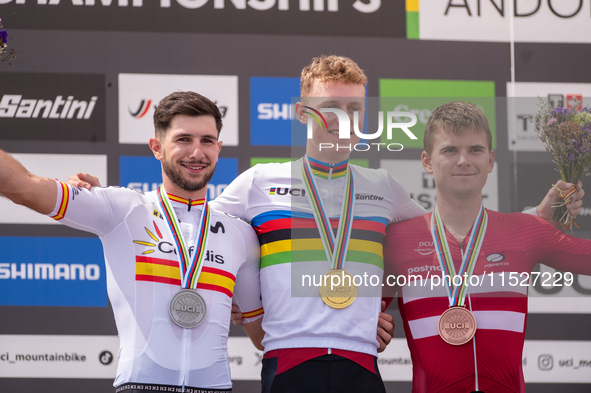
[0,91,264,393]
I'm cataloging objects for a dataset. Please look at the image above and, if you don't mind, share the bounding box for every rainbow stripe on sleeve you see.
[50,181,70,221]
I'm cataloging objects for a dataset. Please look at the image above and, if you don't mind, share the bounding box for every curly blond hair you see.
[300,55,367,97]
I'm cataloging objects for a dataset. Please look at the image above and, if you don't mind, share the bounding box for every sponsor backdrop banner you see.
[119,155,238,200]
[0,335,118,378]
[0,73,105,141]
[379,79,497,149]
[0,154,108,225]
[379,159,499,212]
[250,77,304,146]
[507,83,591,151]
[118,74,238,146]
[0,237,107,307]
[2,335,590,383]
[0,0,405,37]
[416,0,591,43]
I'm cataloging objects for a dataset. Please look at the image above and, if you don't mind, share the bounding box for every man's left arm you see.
[232,221,265,351]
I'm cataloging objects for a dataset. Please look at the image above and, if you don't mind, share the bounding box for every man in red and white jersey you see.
[0,92,264,393]
[384,101,591,393]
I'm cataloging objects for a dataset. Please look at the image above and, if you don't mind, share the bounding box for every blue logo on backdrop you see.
[120,156,238,200]
[0,237,107,307]
[250,77,306,146]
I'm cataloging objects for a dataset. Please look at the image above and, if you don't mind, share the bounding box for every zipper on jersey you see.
[179,328,192,391]
[460,239,479,391]
[327,163,334,180]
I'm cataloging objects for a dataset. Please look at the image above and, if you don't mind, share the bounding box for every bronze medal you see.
[438,306,477,345]
[318,270,357,309]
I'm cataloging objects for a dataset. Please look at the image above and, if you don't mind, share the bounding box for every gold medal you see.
[318,270,357,309]
[437,306,477,345]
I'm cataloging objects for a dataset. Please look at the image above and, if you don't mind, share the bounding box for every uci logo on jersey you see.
[269,187,306,197]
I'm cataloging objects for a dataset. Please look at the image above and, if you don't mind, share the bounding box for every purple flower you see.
[569,153,575,162]
[0,29,7,45]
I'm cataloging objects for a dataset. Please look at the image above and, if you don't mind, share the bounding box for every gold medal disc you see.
[318,270,357,309]
[438,306,477,345]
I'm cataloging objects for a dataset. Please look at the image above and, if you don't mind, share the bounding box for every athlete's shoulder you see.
[239,161,293,184]
[487,208,559,237]
[350,164,389,179]
[209,207,257,237]
[387,212,431,235]
[486,208,548,227]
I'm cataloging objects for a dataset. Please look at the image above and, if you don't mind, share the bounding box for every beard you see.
[162,156,216,193]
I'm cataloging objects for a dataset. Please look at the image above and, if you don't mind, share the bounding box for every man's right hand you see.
[231,304,244,326]
[67,172,102,190]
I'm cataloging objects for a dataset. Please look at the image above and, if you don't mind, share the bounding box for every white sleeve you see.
[210,165,258,222]
[47,181,136,237]
[388,173,427,223]
[232,221,263,323]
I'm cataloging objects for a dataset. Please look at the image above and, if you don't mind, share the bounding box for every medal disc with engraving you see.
[168,289,207,328]
[438,307,477,345]
[318,270,357,309]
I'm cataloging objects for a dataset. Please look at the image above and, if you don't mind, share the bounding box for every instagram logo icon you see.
[538,354,554,370]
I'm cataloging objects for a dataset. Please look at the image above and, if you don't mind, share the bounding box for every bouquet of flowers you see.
[532,97,591,229]
[0,18,17,65]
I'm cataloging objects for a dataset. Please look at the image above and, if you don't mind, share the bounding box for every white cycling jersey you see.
[210,157,425,356]
[48,181,263,390]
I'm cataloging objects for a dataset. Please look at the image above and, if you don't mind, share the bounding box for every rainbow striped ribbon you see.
[301,156,355,270]
[157,185,210,289]
[430,205,488,307]
[561,187,577,203]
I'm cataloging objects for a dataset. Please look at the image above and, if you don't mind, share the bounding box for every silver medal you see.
[168,289,207,329]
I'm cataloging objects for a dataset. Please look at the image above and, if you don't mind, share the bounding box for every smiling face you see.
[421,127,494,202]
[149,114,222,199]
[296,80,366,163]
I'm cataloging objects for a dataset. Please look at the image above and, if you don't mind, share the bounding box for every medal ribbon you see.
[430,205,488,307]
[300,156,355,270]
[157,185,210,289]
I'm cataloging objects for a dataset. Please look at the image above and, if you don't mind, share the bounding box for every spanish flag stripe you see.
[167,193,205,206]
[136,261,180,279]
[201,266,236,281]
[198,271,235,293]
[197,283,233,298]
[242,307,264,318]
[51,182,70,221]
[136,274,181,286]
[136,256,179,267]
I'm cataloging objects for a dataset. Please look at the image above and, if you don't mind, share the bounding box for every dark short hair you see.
[424,101,492,154]
[153,91,223,138]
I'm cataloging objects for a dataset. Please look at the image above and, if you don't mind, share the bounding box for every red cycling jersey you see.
[384,210,591,393]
